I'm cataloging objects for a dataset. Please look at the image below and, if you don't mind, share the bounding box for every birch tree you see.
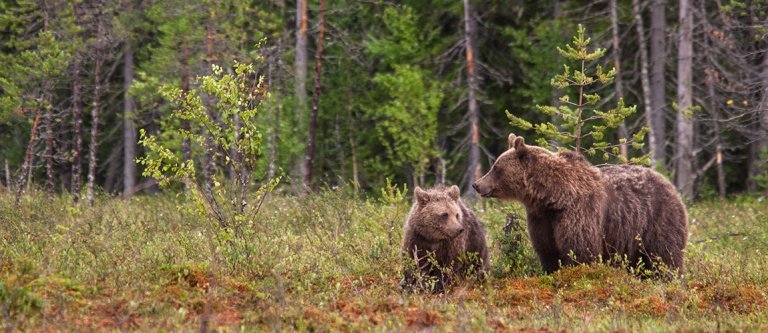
[674,0,694,198]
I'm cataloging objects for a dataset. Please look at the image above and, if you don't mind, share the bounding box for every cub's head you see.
[408,185,465,242]
[473,133,541,201]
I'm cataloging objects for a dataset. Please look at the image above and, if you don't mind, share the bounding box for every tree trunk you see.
[748,51,768,192]
[72,58,84,201]
[610,0,629,160]
[632,0,656,166]
[202,8,216,195]
[16,108,42,204]
[650,0,667,168]
[346,77,360,192]
[295,0,308,112]
[41,0,54,195]
[702,3,726,199]
[267,53,280,181]
[43,80,55,194]
[104,143,121,194]
[464,0,481,195]
[439,157,446,185]
[346,102,359,194]
[550,0,565,149]
[553,0,563,18]
[295,0,309,187]
[86,14,105,207]
[761,53,768,194]
[123,42,137,198]
[180,44,192,191]
[271,74,281,182]
[304,0,326,189]
[4,159,10,189]
[705,68,726,199]
[675,0,694,199]
[334,111,346,181]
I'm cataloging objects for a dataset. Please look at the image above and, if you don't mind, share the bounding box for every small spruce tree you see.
[508,24,649,164]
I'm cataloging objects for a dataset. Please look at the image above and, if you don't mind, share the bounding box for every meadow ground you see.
[1,187,767,332]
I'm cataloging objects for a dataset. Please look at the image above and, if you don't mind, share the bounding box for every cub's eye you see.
[455,214,460,219]
[440,213,449,220]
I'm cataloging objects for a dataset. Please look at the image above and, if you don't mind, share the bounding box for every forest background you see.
[1,0,767,201]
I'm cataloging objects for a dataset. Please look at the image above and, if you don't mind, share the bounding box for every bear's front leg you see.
[526,217,561,274]
[553,211,603,267]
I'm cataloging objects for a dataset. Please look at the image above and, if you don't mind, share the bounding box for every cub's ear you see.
[447,185,460,201]
[507,133,517,150]
[414,187,429,206]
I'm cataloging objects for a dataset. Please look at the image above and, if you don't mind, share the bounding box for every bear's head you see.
[472,133,532,201]
[473,133,600,206]
[409,185,465,242]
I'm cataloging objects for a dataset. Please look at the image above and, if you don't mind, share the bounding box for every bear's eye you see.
[455,213,460,219]
[440,213,449,220]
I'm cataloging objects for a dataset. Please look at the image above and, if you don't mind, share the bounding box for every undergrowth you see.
[1,188,767,332]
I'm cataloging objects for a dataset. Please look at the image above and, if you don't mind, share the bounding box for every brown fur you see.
[473,134,688,275]
[400,185,489,292]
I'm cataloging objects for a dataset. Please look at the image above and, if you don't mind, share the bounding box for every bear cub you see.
[400,185,489,292]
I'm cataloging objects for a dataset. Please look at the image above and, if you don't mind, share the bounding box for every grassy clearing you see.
[1,188,767,332]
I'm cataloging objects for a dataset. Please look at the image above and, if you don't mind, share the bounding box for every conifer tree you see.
[508,25,649,164]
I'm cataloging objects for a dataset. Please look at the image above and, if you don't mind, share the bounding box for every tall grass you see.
[1,187,767,331]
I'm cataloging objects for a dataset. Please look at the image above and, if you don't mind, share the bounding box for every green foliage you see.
[365,6,423,67]
[504,18,569,113]
[0,274,43,328]
[138,61,278,230]
[364,6,444,180]
[0,30,71,121]
[492,211,542,278]
[370,65,443,177]
[131,0,208,126]
[672,100,703,120]
[379,177,408,204]
[508,25,649,165]
[377,177,409,248]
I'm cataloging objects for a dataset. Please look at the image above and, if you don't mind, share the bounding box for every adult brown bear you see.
[473,134,688,275]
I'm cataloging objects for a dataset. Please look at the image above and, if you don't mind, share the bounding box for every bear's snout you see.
[472,181,492,197]
[451,226,465,239]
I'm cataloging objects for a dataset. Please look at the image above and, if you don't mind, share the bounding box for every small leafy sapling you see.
[138,60,279,230]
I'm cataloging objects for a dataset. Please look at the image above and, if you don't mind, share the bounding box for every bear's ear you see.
[507,133,517,150]
[414,187,430,206]
[447,185,460,201]
[513,136,527,152]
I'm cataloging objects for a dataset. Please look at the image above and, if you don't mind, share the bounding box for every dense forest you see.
[1,0,767,202]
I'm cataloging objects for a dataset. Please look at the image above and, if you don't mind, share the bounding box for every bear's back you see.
[598,165,687,261]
